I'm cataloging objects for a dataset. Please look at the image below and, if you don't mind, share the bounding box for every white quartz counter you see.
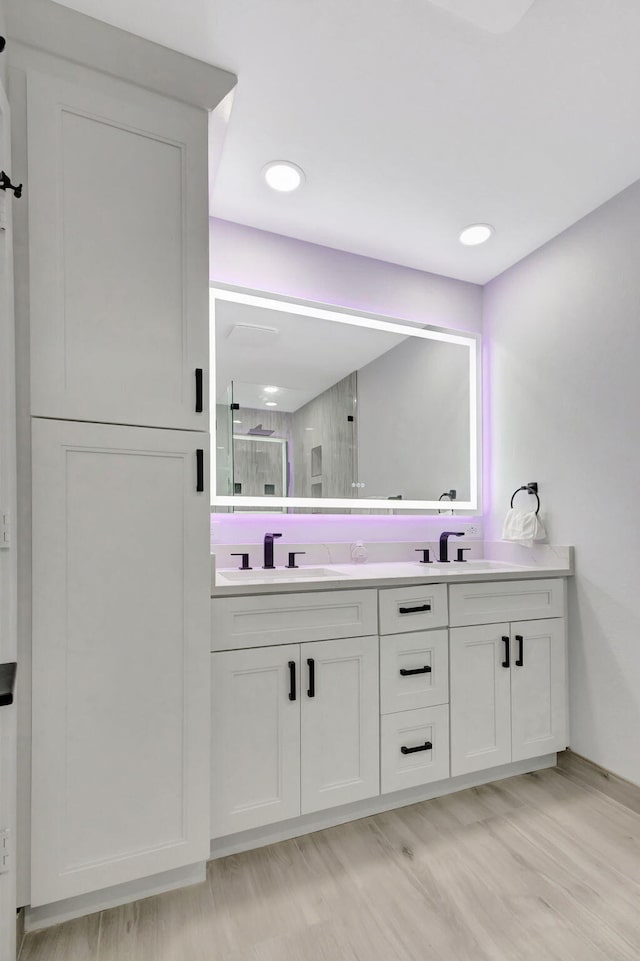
[211,548,573,597]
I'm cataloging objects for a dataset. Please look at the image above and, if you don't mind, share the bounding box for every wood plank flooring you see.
[20,767,640,961]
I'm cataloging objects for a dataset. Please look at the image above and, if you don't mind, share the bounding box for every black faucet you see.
[263,532,282,569]
[439,531,464,563]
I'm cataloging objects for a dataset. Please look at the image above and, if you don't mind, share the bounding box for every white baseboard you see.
[24,861,207,932]
[210,753,557,859]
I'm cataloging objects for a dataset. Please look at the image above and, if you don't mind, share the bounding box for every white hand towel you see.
[502,508,547,548]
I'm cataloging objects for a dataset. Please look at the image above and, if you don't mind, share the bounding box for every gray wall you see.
[292,373,356,500]
[232,407,293,497]
[484,177,640,786]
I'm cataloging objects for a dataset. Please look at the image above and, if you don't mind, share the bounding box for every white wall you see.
[484,178,640,786]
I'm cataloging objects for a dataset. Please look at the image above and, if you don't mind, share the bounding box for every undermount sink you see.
[218,567,348,582]
[419,559,521,572]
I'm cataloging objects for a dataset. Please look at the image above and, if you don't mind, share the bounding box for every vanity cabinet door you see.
[211,646,301,837]
[31,419,210,905]
[301,636,379,814]
[26,67,209,430]
[511,619,568,762]
[450,624,512,776]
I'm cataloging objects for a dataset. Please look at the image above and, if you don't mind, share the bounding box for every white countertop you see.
[211,556,572,597]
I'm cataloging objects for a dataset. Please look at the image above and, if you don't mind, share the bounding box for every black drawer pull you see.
[502,635,510,669]
[195,368,203,413]
[196,449,204,492]
[307,658,315,698]
[398,604,431,614]
[515,634,524,667]
[401,741,432,755]
[288,661,296,701]
[399,666,432,676]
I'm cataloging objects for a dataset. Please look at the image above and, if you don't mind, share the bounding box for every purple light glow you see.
[482,331,492,521]
[211,512,483,546]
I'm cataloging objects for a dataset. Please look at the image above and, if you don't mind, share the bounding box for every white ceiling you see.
[54,0,640,283]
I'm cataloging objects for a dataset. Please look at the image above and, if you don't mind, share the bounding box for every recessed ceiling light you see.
[233,419,242,424]
[263,385,279,394]
[304,427,314,431]
[265,401,278,407]
[263,161,305,193]
[459,224,494,246]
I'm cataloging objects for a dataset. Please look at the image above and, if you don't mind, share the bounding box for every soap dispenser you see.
[351,540,369,563]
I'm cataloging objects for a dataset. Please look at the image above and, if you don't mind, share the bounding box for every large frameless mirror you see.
[210,285,481,513]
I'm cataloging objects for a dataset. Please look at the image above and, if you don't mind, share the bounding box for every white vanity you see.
[210,560,570,857]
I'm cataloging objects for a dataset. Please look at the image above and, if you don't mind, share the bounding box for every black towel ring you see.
[510,483,540,515]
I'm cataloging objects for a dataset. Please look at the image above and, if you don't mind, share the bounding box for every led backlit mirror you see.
[211,286,481,513]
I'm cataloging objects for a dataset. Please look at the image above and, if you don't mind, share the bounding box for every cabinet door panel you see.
[301,636,379,814]
[27,68,208,429]
[0,74,17,961]
[511,618,567,761]
[31,420,210,905]
[211,647,300,837]
[450,624,512,776]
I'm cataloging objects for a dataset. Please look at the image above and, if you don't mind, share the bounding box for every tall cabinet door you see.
[511,619,568,762]
[31,419,210,906]
[450,624,512,776]
[301,635,379,814]
[26,67,209,430]
[211,646,301,837]
[0,69,18,961]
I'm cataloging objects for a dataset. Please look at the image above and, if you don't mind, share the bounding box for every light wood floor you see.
[20,766,640,961]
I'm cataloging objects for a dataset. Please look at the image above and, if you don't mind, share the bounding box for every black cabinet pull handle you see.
[515,634,524,667]
[398,604,431,614]
[195,368,203,413]
[502,635,510,669]
[288,661,296,701]
[0,171,22,198]
[196,449,204,492]
[307,658,315,698]
[401,741,432,755]
[0,662,17,707]
[399,665,431,676]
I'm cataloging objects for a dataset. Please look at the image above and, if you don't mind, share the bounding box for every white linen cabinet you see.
[13,26,234,908]
[30,420,211,905]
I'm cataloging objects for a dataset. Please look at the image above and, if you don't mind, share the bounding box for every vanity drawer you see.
[448,578,565,627]
[380,629,449,715]
[378,584,448,635]
[381,705,450,794]
[211,589,378,651]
